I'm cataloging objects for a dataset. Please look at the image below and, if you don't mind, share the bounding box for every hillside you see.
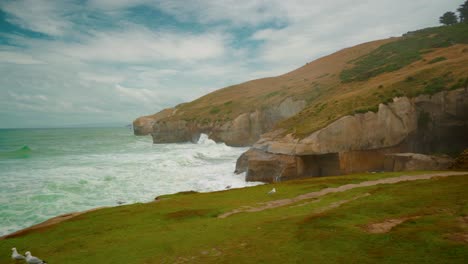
[1,172,467,263]
[134,23,468,143]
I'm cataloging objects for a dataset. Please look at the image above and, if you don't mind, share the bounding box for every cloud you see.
[87,0,151,10]
[115,84,160,103]
[59,28,227,63]
[8,91,48,102]
[0,51,44,64]
[0,0,74,36]
[78,72,125,84]
[0,0,461,128]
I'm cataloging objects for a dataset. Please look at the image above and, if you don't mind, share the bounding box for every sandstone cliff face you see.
[239,89,468,182]
[148,98,305,146]
[132,108,175,136]
[383,153,453,171]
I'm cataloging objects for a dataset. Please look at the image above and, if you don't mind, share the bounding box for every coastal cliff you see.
[148,97,305,146]
[238,89,468,182]
[134,24,468,180]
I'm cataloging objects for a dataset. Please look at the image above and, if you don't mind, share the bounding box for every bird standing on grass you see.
[11,247,25,260]
[268,188,276,194]
[25,251,47,264]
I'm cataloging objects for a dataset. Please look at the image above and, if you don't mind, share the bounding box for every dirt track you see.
[218,172,468,218]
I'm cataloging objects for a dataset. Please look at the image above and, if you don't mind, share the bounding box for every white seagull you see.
[11,247,25,260]
[267,188,276,194]
[25,251,47,264]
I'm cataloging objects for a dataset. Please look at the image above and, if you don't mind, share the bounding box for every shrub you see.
[428,57,447,64]
[340,23,468,83]
[209,107,221,114]
[423,77,447,95]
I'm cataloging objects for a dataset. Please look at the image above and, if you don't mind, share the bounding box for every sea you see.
[0,127,259,236]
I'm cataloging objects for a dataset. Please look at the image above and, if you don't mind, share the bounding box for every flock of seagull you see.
[11,248,47,264]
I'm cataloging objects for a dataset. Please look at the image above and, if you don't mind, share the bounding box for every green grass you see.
[420,73,456,95]
[340,23,468,83]
[209,107,221,115]
[1,172,467,263]
[428,56,447,64]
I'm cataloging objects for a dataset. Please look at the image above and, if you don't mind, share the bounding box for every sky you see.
[0,0,462,128]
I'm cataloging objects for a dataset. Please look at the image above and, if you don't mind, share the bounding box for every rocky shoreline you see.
[136,88,467,183]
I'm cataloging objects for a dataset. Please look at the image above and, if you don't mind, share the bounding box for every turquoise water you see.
[0,128,256,236]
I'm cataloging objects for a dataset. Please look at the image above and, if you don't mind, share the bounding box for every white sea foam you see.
[0,129,261,236]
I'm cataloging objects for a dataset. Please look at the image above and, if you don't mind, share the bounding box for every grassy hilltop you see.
[153,24,468,138]
[1,172,467,263]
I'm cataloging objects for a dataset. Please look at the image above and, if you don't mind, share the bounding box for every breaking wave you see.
[0,129,261,236]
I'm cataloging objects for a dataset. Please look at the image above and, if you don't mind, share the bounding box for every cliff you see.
[134,24,468,179]
[150,97,306,146]
[133,108,175,136]
[238,88,468,182]
[135,24,468,147]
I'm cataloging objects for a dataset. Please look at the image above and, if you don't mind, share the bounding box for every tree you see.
[439,11,458,25]
[458,0,468,23]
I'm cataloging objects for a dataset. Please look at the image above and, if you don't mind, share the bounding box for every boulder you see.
[238,149,300,183]
[384,153,454,171]
[450,149,468,170]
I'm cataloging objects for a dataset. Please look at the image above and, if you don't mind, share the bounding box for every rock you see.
[450,149,468,170]
[240,146,404,183]
[384,153,454,171]
[245,149,299,183]
[234,151,250,174]
[149,97,305,146]
[255,89,468,156]
[241,89,468,182]
[133,108,175,136]
[152,120,201,143]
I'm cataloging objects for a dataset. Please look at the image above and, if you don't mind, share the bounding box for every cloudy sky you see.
[0,0,461,128]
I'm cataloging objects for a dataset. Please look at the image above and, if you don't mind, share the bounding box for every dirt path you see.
[218,172,468,218]
[364,216,421,233]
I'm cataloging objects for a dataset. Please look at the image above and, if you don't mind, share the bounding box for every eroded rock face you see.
[384,153,454,171]
[149,98,305,146]
[133,108,175,136]
[451,149,468,170]
[152,120,202,143]
[255,89,468,155]
[236,149,301,183]
[242,89,468,182]
[133,116,156,136]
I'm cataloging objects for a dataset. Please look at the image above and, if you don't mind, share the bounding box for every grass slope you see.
[150,24,468,138]
[1,172,467,263]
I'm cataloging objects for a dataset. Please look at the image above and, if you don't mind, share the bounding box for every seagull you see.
[11,247,25,260]
[225,185,232,189]
[267,188,276,194]
[25,251,47,264]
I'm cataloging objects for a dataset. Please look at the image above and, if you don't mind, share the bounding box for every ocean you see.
[0,127,259,236]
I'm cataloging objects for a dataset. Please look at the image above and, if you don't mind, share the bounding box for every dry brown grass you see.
[153,26,468,138]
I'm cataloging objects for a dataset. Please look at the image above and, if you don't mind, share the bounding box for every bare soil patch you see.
[365,216,420,234]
